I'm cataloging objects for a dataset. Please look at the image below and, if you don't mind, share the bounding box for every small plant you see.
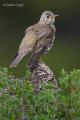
[0,67,80,120]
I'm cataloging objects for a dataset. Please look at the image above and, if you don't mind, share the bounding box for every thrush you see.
[10,10,58,69]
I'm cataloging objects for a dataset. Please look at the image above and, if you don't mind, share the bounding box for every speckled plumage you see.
[10,10,58,91]
[28,23,56,68]
[10,11,57,68]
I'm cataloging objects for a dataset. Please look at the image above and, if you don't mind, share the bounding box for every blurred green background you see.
[0,0,80,77]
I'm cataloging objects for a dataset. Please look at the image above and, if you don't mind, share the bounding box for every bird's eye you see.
[47,15,49,18]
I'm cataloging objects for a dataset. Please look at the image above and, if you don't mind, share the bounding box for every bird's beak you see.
[54,14,59,17]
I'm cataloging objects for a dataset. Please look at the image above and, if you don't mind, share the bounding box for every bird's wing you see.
[10,27,37,68]
[18,28,37,55]
[28,27,54,68]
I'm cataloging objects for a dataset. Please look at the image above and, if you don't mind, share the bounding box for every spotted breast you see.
[44,25,56,54]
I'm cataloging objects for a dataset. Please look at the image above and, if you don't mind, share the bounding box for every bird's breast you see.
[44,34,55,54]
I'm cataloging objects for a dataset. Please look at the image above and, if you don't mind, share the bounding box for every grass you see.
[0,67,80,120]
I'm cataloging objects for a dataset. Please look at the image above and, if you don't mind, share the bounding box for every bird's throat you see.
[49,24,56,33]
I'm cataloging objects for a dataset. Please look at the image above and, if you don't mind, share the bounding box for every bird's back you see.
[18,25,38,54]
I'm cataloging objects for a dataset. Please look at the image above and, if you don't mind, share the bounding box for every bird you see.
[10,10,58,69]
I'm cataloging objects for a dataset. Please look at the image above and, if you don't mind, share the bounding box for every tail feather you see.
[10,54,24,68]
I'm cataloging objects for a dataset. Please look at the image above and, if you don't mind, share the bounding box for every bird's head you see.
[39,11,59,25]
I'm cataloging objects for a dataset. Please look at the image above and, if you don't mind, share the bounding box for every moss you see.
[0,67,80,120]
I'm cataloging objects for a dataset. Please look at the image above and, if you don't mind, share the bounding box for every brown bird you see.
[10,11,58,68]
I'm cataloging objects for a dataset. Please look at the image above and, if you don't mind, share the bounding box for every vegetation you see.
[0,67,80,120]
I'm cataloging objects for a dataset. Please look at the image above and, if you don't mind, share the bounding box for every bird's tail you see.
[10,53,24,68]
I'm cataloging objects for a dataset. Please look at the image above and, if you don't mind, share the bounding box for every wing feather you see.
[10,27,37,68]
[28,26,54,68]
[19,29,37,54]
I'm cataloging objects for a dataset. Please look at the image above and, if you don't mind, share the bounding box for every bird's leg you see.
[30,61,58,92]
